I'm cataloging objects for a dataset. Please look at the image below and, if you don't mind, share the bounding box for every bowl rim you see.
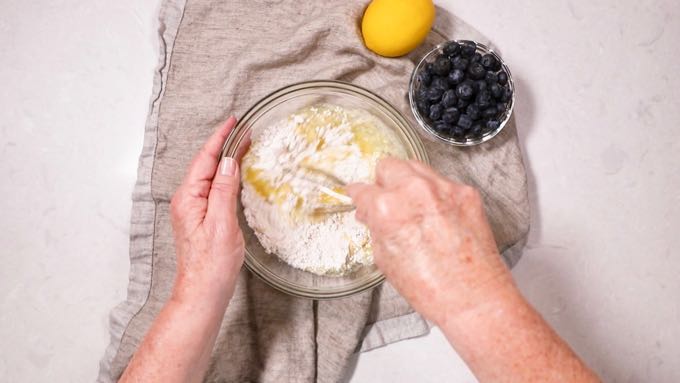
[220,80,429,299]
[408,40,516,147]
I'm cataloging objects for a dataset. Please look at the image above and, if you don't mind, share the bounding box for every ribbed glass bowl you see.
[220,80,429,299]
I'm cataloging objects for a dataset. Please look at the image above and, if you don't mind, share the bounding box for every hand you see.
[120,118,246,383]
[169,117,244,305]
[348,158,600,382]
[346,158,514,326]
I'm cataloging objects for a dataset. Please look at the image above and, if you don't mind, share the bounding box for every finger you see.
[375,157,417,188]
[405,160,452,188]
[405,160,476,202]
[170,186,207,234]
[345,182,382,223]
[184,116,238,187]
[349,187,408,235]
[206,157,241,224]
[234,133,252,163]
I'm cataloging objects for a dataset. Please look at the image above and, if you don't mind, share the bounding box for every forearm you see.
[438,281,599,383]
[119,284,230,383]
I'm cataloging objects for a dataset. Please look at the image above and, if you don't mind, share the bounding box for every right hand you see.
[346,158,515,326]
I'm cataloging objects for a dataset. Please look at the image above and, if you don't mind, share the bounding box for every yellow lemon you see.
[361,0,435,57]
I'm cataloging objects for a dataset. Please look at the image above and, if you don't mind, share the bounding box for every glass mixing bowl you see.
[220,80,429,299]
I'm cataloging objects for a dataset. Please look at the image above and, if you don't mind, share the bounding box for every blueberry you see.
[498,71,508,85]
[434,122,450,132]
[452,127,465,137]
[470,124,483,137]
[490,83,503,99]
[466,104,481,120]
[486,120,500,132]
[452,56,469,70]
[447,69,465,85]
[417,101,430,115]
[416,85,429,100]
[433,56,451,76]
[474,80,487,92]
[468,62,486,80]
[456,81,475,100]
[442,107,460,124]
[431,76,449,91]
[460,41,476,57]
[429,103,444,121]
[480,54,499,70]
[443,42,461,57]
[482,105,499,119]
[426,86,444,102]
[441,89,457,107]
[424,62,434,75]
[485,71,498,83]
[471,52,482,63]
[501,87,513,103]
[457,114,473,130]
[456,98,469,109]
[417,70,432,86]
[476,90,492,109]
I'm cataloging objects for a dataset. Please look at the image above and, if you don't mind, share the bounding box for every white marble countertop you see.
[1,1,678,381]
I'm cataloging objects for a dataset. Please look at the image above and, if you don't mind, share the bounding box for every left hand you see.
[169,117,245,305]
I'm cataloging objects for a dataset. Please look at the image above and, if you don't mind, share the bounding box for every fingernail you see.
[220,157,237,176]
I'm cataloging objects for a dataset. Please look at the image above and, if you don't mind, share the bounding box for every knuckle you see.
[440,182,457,196]
[406,176,436,197]
[211,178,239,196]
[459,185,482,204]
[353,205,368,223]
[374,194,393,218]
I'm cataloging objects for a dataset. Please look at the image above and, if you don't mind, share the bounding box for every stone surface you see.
[0,0,678,382]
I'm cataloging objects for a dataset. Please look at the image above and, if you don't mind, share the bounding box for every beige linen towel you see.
[98,1,529,382]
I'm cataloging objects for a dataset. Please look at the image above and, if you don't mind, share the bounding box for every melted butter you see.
[350,122,391,156]
[243,167,274,199]
[274,183,293,205]
[244,167,295,206]
[295,106,344,144]
[295,105,396,157]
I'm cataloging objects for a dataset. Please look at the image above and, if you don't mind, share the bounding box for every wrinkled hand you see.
[169,117,244,304]
[347,158,514,326]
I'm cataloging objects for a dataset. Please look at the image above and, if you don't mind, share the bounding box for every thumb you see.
[345,182,381,223]
[206,157,241,223]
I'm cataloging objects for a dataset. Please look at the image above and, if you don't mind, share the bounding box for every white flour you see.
[241,104,405,275]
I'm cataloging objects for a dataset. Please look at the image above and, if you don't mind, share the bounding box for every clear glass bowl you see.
[409,40,515,146]
[220,80,429,299]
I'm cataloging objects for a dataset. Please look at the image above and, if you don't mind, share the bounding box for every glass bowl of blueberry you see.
[409,40,514,146]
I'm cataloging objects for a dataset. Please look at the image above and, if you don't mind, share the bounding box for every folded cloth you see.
[98,1,529,382]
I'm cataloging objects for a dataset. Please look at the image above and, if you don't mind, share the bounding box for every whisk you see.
[297,164,355,216]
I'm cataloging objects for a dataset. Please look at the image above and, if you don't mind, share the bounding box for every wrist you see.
[171,272,237,312]
[433,270,521,329]
[437,276,527,337]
